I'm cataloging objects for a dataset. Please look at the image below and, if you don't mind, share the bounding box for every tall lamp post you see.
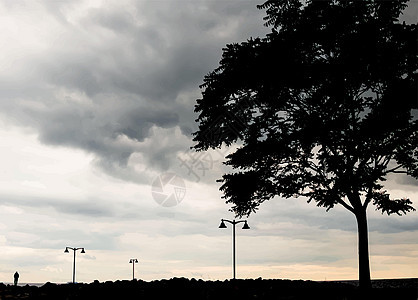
[129,258,138,280]
[219,219,250,279]
[64,247,85,283]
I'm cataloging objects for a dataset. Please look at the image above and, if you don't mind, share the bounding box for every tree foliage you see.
[193,0,417,218]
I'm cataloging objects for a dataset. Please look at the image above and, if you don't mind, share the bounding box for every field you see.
[1,278,417,300]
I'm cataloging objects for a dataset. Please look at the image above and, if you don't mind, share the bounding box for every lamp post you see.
[129,258,138,280]
[219,219,250,279]
[64,247,85,283]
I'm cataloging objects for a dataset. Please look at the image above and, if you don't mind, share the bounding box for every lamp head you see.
[64,247,69,253]
[81,248,85,254]
[218,220,227,229]
[242,221,250,230]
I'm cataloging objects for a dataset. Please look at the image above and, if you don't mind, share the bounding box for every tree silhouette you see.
[193,0,417,289]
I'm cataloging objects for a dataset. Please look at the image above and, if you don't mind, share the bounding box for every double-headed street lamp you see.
[64,247,85,283]
[129,258,138,280]
[219,219,250,279]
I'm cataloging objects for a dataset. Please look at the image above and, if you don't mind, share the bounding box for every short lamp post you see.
[64,247,85,283]
[219,219,250,280]
[129,258,138,280]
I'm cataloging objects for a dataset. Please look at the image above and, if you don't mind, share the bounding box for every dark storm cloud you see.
[2,0,415,187]
[117,108,179,141]
[0,0,266,183]
[40,0,264,101]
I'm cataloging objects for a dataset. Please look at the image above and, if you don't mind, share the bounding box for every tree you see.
[193,0,417,289]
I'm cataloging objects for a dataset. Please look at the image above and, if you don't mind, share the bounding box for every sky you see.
[0,0,417,284]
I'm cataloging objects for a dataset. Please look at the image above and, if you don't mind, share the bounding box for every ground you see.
[0,278,417,299]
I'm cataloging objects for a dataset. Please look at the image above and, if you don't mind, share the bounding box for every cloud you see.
[0,0,266,183]
[368,212,418,234]
[1,0,415,188]
[0,195,114,217]
[393,174,418,187]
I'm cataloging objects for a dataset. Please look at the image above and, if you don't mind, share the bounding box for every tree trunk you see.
[355,208,372,289]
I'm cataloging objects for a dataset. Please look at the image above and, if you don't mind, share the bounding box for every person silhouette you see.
[14,271,19,286]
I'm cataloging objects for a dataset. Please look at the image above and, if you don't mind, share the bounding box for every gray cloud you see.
[2,0,415,188]
[6,228,118,251]
[0,194,115,218]
[369,214,418,234]
[239,196,418,236]
[394,174,418,187]
[0,0,266,183]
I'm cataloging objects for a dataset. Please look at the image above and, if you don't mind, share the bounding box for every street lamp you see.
[129,258,138,280]
[64,247,85,283]
[219,219,250,279]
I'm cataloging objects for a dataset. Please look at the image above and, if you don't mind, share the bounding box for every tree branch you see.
[384,162,409,174]
[363,188,373,209]
[338,198,355,213]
